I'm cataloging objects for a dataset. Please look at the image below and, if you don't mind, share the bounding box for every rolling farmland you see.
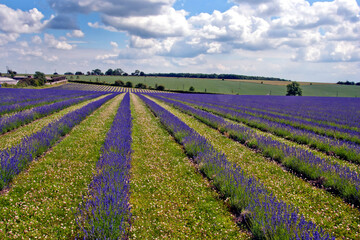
[1,85,360,239]
[70,75,360,97]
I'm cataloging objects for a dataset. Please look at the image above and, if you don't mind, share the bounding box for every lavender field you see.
[0,85,359,239]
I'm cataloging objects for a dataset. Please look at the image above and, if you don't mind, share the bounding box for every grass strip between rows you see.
[0,93,105,135]
[130,93,248,239]
[0,91,95,117]
[0,94,116,190]
[149,95,360,239]
[0,95,108,150]
[75,93,132,239]
[151,95,360,207]
[139,94,333,240]
[0,93,123,239]
[162,94,360,163]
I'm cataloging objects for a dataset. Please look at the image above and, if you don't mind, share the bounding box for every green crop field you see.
[1,85,360,239]
[69,75,360,97]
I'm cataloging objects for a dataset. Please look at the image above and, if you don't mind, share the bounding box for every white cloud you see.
[100,8,189,38]
[44,33,73,50]
[0,4,45,33]
[0,33,19,46]
[66,30,85,38]
[96,53,118,60]
[32,35,42,44]
[110,41,118,48]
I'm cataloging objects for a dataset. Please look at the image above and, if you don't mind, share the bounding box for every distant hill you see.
[146,73,290,81]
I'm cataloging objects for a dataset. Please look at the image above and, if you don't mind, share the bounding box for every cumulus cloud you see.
[67,30,85,38]
[0,33,19,46]
[45,15,78,29]
[294,41,360,62]
[100,8,189,38]
[47,0,175,17]
[110,41,118,48]
[32,35,42,44]
[0,4,46,33]
[44,33,73,50]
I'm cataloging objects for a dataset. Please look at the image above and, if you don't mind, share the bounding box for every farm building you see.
[0,77,18,85]
[13,75,32,81]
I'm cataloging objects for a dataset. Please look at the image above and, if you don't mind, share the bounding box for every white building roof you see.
[0,77,19,85]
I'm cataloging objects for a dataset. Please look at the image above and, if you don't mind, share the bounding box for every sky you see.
[0,0,360,82]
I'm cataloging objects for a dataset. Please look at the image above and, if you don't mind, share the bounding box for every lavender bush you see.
[0,93,105,134]
[150,94,360,206]
[156,94,360,163]
[139,94,333,240]
[75,93,132,239]
[0,94,116,190]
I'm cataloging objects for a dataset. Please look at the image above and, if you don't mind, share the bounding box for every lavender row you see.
[0,90,96,116]
[0,93,105,135]
[139,94,332,240]
[159,94,360,163]
[150,95,360,207]
[0,94,116,190]
[76,93,132,239]
[173,94,360,130]
[165,93,360,138]
[0,88,93,106]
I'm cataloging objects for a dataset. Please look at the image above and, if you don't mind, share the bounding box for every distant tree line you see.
[64,69,145,76]
[146,73,290,81]
[337,81,360,86]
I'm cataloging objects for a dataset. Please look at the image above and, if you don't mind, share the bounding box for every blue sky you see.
[0,0,360,82]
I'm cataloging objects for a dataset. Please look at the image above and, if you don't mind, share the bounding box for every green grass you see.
[0,94,124,239]
[0,95,108,150]
[149,96,360,239]
[72,75,360,97]
[129,93,250,239]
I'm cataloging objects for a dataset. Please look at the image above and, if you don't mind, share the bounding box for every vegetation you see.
[337,81,360,85]
[151,96,360,239]
[129,94,249,239]
[0,95,122,239]
[286,82,303,96]
[67,75,359,97]
[146,72,290,81]
[1,86,359,239]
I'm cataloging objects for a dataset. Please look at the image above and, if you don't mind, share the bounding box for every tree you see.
[113,68,124,76]
[64,72,74,75]
[92,69,102,75]
[286,82,302,96]
[156,85,165,91]
[132,70,141,76]
[135,83,147,89]
[189,86,195,92]
[114,80,124,86]
[125,81,133,88]
[105,69,113,76]
[140,71,145,76]
[34,71,46,86]
[75,71,84,75]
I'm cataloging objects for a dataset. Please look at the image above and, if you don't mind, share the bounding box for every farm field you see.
[0,85,360,239]
[70,75,360,97]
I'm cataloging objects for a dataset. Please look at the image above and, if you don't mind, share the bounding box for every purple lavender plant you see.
[149,94,360,207]
[0,89,97,116]
[75,93,132,239]
[138,94,333,240]
[0,94,116,190]
[0,93,105,134]
[154,94,360,163]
